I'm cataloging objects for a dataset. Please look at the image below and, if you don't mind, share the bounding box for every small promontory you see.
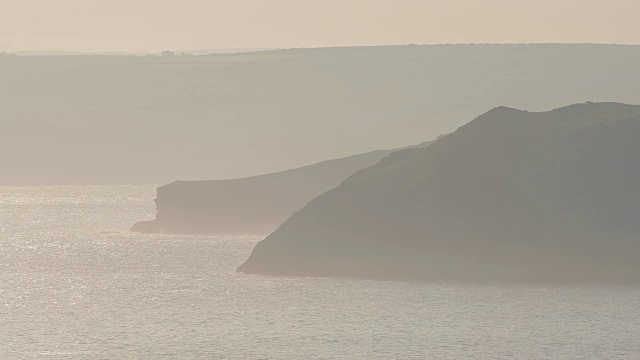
[132,149,397,234]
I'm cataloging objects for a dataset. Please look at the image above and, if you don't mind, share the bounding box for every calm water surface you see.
[1,186,639,359]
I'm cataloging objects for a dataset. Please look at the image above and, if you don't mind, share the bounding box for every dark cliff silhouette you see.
[239,102,640,284]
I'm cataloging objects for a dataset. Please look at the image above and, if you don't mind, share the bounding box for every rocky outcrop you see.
[132,149,398,234]
[239,103,640,284]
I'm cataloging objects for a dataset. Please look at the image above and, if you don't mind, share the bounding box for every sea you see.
[1,185,639,359]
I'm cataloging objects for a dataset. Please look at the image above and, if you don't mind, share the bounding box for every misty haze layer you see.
[239,102,640,283]
[4,0,640,51]
[2,44,640,184]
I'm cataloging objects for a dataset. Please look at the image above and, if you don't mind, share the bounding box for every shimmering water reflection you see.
[1,186,639,359]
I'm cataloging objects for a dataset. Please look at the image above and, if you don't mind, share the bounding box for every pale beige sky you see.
[2,0,639,52]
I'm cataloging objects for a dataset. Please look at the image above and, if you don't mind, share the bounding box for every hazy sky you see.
[2,0,639,52]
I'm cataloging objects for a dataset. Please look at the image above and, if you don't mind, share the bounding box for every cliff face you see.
[132,150,396,234]
[239,103,640,283]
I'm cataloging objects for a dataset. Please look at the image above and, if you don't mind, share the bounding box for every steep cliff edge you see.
[239,103,640,283]
[132,149,398,234]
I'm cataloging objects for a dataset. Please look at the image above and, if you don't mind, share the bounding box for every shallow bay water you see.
[1,185,639,359]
